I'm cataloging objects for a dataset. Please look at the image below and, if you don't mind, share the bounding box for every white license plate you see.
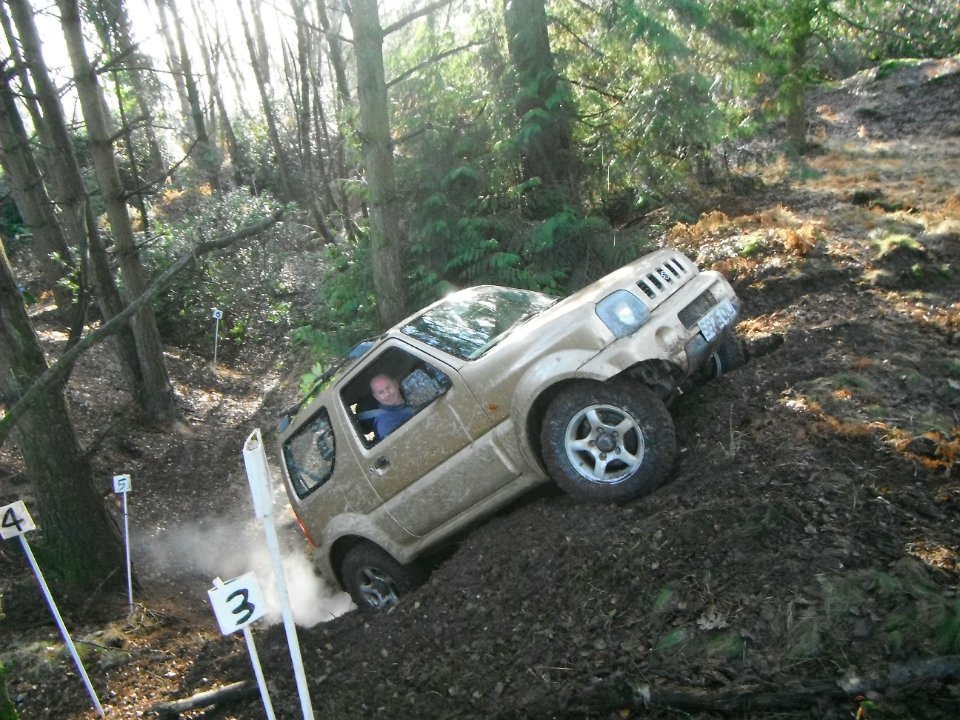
[698,299,737,342]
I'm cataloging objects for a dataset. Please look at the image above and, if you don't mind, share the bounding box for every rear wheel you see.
[540,382,676,502]
[340,544,425,611]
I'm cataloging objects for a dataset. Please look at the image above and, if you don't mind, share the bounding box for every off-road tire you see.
[341,543,425,611]
[704,332,747,379]
[540,382,676,502]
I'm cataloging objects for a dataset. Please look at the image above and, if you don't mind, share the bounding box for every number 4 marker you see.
[1,500,36,539]
[1,500,104,716]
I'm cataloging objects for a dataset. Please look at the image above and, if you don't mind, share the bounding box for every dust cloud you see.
[135,481,354,627]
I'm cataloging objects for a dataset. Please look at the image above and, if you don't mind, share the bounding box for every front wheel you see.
[703,332,747,380]
[340,543,425,611]
[540,382,676,503]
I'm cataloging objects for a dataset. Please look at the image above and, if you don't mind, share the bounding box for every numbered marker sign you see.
[1,501,36,539]
[212,308,223,320]
[113,474,132,493]
[209,573,267,635]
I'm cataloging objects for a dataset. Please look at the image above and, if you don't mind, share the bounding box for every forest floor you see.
[2,57,960,720]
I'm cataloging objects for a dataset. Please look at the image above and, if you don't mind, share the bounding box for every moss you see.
[875,58,923,80]
[0,661,19,720]
[871,232,923,259]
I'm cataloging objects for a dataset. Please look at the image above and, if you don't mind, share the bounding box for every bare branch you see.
[0,208,285,445]
[387,41,484,89]
[382,0,458,36]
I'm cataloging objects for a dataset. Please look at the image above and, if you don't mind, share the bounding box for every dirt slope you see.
[2,58,959,719]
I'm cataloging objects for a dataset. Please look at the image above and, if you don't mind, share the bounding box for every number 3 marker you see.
[208,573,267,635]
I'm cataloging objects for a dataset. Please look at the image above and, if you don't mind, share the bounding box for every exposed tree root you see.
[151,680,255,718]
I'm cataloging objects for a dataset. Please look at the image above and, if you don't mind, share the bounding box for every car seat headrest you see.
[401,368,445,406]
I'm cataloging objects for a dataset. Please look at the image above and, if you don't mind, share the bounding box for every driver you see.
[369,374,415,439]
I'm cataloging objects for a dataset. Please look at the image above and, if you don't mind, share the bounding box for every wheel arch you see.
[328,535,388,591]
[522,359,682,471]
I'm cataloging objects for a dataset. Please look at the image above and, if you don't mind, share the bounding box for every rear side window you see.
[282,407,336,498]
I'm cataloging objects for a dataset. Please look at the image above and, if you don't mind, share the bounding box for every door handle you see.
[369,456,390,474]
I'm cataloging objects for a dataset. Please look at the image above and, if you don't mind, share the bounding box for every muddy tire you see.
[540,382,676,502]
[341,543,425,611]
[704,332,747,379]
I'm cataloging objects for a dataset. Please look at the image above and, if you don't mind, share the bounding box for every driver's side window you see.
[341,347,451,448]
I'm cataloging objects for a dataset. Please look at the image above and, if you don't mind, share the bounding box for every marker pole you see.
[114,474,134,613]
[19,535,104,716]
[212,308,223,369]
[208,575,276,720]
[243,429,315,720]
[123,491,132,609]
[243,625,276,720]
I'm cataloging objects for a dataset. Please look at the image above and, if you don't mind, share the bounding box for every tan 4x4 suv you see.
[277,248,742,610]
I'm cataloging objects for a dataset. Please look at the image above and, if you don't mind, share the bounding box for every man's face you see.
[371,375,403,406]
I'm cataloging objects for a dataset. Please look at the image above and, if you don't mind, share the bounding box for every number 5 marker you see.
[113,474,134,612]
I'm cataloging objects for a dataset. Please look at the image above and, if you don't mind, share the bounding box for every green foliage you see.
[652,586,676,613]
[141,188,290,352]
[656,627,688,651]
[871,232,922,258]
[290,239,379,363]
[833,1,960,63]
[298,361,327,399]
[0,185,26,245]
[0,660,18,720]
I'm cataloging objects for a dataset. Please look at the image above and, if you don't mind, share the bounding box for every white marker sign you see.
[113,473,132,493]
[208,573,267,635]
[209,575,276,720]
[1,500,36,539]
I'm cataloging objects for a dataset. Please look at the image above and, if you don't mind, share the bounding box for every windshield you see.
[401,286,557,360]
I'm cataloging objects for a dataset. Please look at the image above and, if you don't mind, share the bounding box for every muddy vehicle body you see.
[277,248,743,609]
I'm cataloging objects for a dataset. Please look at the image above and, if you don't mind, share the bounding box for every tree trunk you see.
[153,0,192,141]
[250,0,271,86]
[0,3,44,146]
[0,244,123,589]
[168,0,222,190]
[0,72,76,319]
[57,0,178,423]
[316,0,357,240]
[102,0,168,184]
[783,0,815,156]
[191,0,250,189]
[0,208,283,446]
[316,0,352,105]
[290,0,336,243]
[237,0,295,201]
[8,0,151,409]
[348,0,407,328]
[502,0,580,217]
[310,71,349,239]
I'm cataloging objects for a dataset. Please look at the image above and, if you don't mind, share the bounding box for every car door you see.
[343,341,525,537]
